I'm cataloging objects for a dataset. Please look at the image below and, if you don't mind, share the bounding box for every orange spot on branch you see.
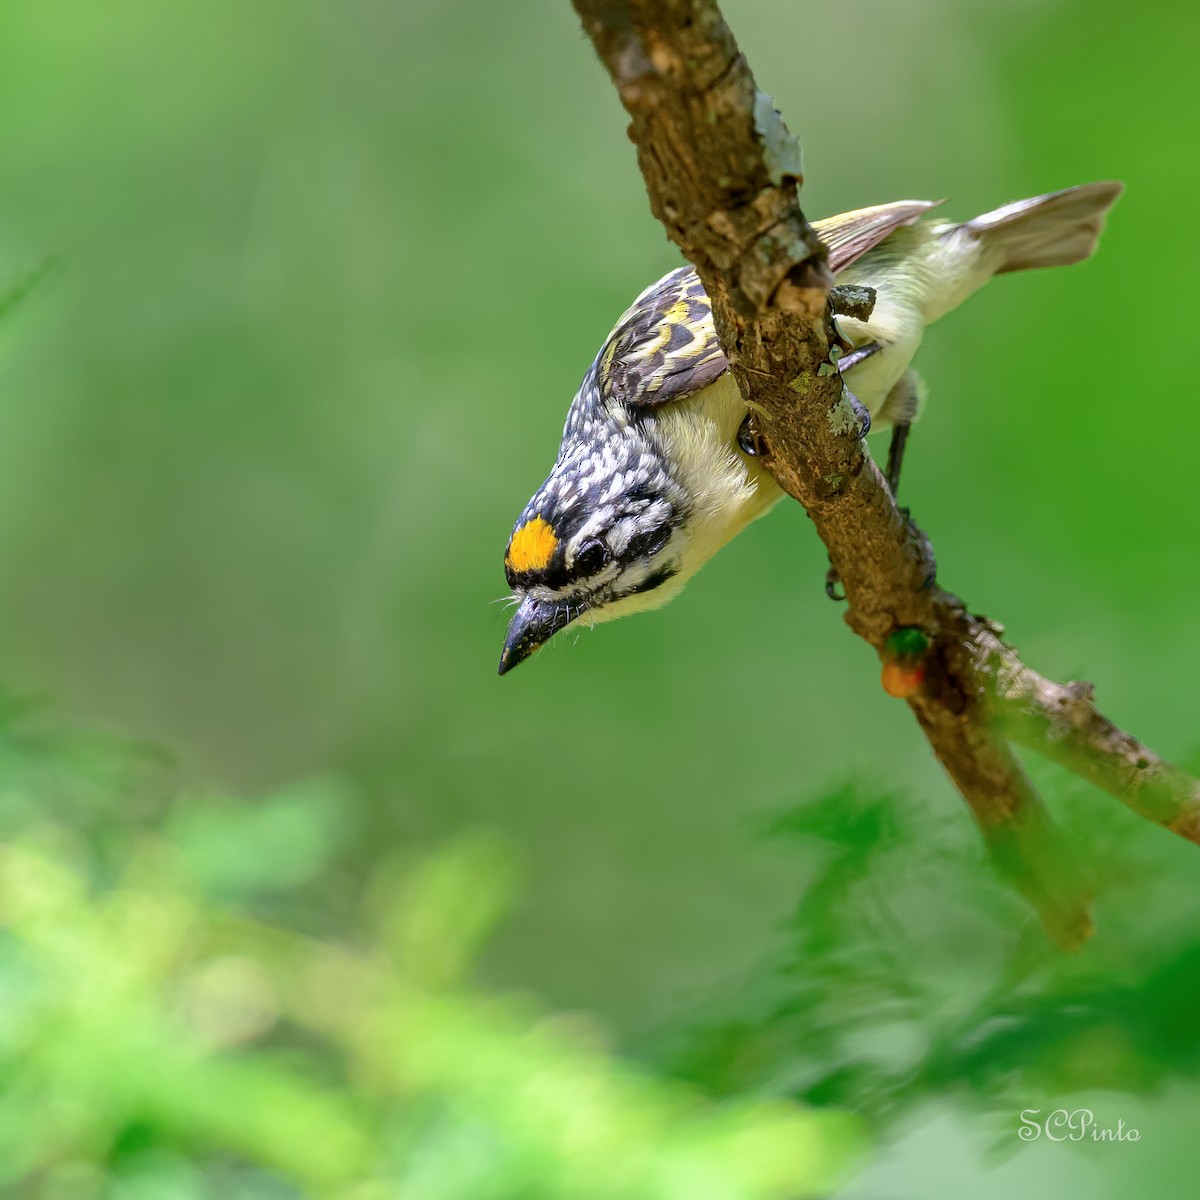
[881,661,925,699]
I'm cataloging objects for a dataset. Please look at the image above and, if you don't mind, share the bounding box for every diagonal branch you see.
[571,0,1200,948]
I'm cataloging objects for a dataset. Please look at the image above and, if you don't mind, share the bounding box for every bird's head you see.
[498,436,689,675]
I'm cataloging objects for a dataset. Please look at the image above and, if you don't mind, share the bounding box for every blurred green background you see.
[0,0,1198,1195]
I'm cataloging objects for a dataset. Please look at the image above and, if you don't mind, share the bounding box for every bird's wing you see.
[813,200,943,272]
[598,200,942,411]
[595,266,729,410]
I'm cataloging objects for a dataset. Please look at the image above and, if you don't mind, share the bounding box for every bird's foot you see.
[825,564,846,602]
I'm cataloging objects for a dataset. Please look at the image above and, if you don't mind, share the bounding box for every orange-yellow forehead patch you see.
[506,517,558,573]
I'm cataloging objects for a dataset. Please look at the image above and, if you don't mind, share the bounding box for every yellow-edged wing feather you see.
[599,200,942,410]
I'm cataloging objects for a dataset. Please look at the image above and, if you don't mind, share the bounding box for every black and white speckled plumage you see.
[506,371,687,601]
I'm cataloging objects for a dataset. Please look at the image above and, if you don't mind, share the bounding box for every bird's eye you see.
[574,538,610,575]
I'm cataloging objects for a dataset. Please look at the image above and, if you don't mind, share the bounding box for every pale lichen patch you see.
[827,393,861,437]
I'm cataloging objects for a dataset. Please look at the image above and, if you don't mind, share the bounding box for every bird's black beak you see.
[498,596,576,675]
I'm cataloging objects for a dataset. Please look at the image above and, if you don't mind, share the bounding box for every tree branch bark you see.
[571,0,1200,947]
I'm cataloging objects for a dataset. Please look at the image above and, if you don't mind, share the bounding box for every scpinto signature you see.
[1019,1108,1141,1143]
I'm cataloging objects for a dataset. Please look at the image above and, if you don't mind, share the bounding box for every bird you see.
[498,181,1122,675]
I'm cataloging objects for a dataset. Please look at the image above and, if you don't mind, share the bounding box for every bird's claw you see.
[737,412,766,457]
[846,389,871,439]
[825,566,846,602]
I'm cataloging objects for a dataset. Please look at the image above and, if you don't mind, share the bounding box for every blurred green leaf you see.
[168,777,354,901]
[0,706,859,1198]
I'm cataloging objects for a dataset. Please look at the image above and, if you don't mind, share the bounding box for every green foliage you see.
[0,707,859,1198]
[669,776,1200,1153]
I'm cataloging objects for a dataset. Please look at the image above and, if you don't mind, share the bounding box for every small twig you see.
[985,637,1200,844]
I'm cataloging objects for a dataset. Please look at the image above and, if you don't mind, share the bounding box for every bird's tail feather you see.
[959,181,1123,274]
